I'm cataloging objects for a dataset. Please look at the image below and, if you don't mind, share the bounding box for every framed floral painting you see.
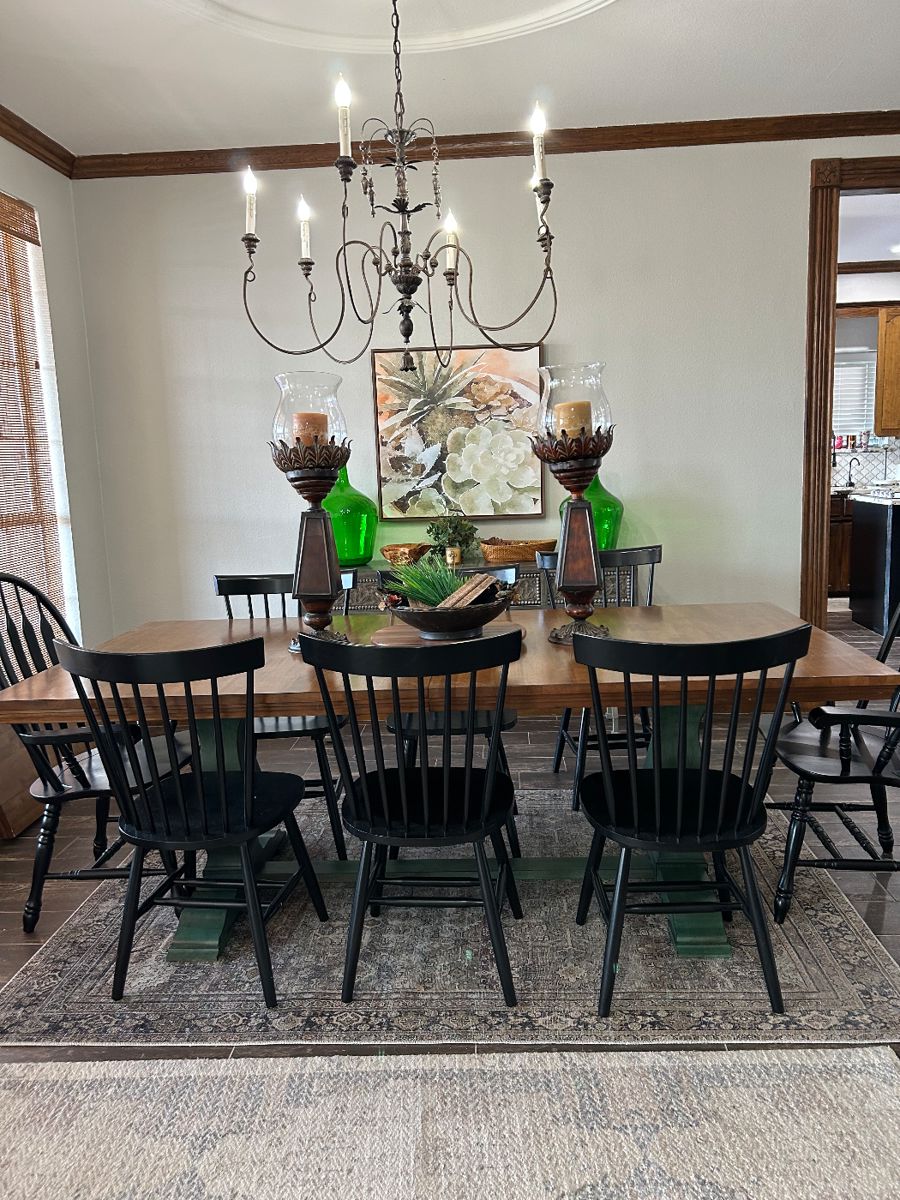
[372,345,543,519]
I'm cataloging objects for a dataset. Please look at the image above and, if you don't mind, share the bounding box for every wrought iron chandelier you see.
[240,0,557,372]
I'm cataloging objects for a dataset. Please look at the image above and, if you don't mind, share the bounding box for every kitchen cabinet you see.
[828,492,853,595]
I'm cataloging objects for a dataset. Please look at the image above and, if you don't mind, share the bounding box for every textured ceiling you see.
[1,0,899,155]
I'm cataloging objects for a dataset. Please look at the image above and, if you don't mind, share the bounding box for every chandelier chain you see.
[392,0,405,135]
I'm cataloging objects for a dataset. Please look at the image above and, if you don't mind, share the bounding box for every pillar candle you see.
[553,400,593,437]
[292,411,329,445]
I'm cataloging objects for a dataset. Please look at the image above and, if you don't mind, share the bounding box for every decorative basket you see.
[381,542,432,566]
[480,537,557,565]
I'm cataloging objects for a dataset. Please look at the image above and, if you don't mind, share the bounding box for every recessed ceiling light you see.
[892,244,900,255]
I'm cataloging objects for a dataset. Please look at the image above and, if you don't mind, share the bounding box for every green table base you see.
[168,845,731,962]
[167,707,732,962]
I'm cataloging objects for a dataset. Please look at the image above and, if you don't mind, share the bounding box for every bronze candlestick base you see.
[270,437,352,650]
[531,427,615,644]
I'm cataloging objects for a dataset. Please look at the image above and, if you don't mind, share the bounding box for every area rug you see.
[1,791,899,1047]
[2,1047,899,1199]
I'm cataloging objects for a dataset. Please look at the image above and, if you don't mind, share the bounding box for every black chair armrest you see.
[808,705,900,731]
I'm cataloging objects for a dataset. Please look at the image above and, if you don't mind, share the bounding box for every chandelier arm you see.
[452,273,559,353]
[306,304,379,367]
[424,271,454,369]
[241,266,346,356]
[452,243,555,334]
[338,184,383,327]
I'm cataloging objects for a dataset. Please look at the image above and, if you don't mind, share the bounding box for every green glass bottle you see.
[323,466,378,566]
[559,473,624,550]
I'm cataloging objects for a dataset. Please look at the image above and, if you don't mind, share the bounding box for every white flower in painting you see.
[406,487,448,517]
[444,421,540,511]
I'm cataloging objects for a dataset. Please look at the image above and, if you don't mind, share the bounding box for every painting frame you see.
[371,343,544,522]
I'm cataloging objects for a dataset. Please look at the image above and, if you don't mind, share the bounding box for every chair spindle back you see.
[215,571,357,619]
[573,625,811,841]
[54,637,265,842]
[301,630,522,838]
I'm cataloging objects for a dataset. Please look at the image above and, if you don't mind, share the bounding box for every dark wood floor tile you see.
[849,901,900,934]
[0,1044,234,1062]
[0,944,40,986]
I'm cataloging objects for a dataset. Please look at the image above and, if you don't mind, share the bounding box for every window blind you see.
[0,191,68,616]
[833,351,877,437]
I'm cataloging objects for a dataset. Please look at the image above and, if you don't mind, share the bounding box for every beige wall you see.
[13,132,900,637]
[0,140,113,642]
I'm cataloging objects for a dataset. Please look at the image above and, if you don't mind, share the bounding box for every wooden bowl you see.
[381,542,431,565]
[391,594,514,641]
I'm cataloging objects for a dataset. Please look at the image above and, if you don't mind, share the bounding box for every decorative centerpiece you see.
[322,466,378,567]
[531,362,615,644]
[269,371,351,650]
[381,557,515,641]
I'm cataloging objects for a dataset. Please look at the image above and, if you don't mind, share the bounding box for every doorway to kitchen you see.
[801,157,900,629]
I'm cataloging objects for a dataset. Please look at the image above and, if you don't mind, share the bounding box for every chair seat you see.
[29,733,192,803]
[120,770,304,848]
[254,714,345,739]
[342,767,515,846]
[385,708,518,737]
[776,719,900,785]
[579,767,765,850]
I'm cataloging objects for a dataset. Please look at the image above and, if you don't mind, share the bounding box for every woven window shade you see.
[0,204,66,616]
[0,192,40,247]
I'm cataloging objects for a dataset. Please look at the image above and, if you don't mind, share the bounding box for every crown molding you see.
[0,104,75,177]
[68,109,900,180]
[2,105,900,182]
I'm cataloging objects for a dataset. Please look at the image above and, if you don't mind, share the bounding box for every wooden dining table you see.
[1,601,897,962]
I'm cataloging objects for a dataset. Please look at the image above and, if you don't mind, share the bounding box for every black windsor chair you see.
[301,629,524,1007]
[548,546,662,808]
[572,622,811,1016]
[376,563,521,856]
[770,601,900,922]
[0,573,186,932]
[214,571,357,860]
[54,635,328,1008]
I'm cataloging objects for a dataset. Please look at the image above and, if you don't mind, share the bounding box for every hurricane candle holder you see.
[269,372,352,650]
[531,362,615,645]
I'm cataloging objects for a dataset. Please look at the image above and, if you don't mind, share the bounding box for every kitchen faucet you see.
[847,456,861,488]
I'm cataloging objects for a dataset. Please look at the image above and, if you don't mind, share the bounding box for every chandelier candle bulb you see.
[292,411,329,445]
[243,166,257,236]
[297,195,312,260]
[335,76,352,158]
[553,399,594,437]
[443,210,459,272]
[530,104,547,181]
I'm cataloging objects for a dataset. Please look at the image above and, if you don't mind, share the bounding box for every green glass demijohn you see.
[323,466,379,566]
[559,475,624,550]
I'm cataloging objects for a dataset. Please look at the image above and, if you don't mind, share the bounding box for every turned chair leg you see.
[342,841,374,1003]
[474,839,516,1006]
[23,800,62,933]
[112,846,145,1001]
[870,782,895,856]
[774,776,814,924]
[490,829,523,919]
[739,844,784,1014]
[92,793,111,862]
[313,732,347,860]
[239,842,277,1009]
[552,708,571,773]
[572,708,591,811]
[597,847,631,1017]
[712,851,733,921]
[576,829,606,926]
[368,844,388,917]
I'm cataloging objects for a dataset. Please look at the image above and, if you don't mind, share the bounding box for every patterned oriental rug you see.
[1,791,899,1047]
[2,1047,899,1199]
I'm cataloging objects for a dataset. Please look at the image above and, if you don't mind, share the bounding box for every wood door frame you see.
[801,156,900,627]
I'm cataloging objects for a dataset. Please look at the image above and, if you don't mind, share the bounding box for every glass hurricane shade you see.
[273,371,347,445]
[560,474,624,550]
[537,361,613,438]
[322,466,379,566]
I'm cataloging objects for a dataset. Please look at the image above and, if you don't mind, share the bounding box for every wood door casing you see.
[875,306,900,436]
